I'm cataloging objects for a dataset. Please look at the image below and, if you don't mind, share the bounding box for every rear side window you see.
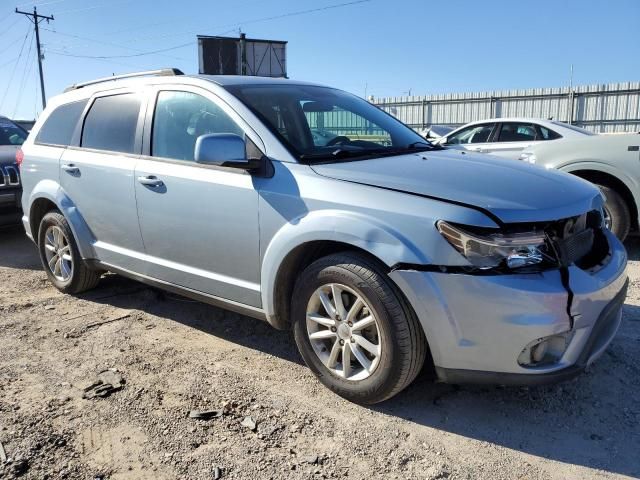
[497,123,537,142]
[81,94,140,154]
[35,100,88,146]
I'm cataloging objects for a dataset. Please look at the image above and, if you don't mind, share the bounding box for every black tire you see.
[599,185,630,241]
[292,252,427,404]
[37,210,101,294]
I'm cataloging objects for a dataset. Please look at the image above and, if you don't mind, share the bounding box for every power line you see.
[41,28,190,62]
[46,50,147,69]
[54,0,133,15]
[0,55,21,70]
[0,18,21,37]
[0,27,32,114]
[124,0,373,43]
[46,40,192,59]
[13,32,36,117]
[0,35,25,55]
[16,0,69,8]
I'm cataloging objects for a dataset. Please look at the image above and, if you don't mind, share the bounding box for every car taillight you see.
[16,148,24,168]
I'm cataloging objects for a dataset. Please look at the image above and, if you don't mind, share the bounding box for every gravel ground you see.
[0,225,639,480]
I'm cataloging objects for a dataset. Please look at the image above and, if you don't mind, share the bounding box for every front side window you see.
[0,118,28,146]
[35,100,88,146]
[496,123,537,143]
[152,91,243,162]
[81,94,141,154]
[447,124,495,145]
[225,84,430,162]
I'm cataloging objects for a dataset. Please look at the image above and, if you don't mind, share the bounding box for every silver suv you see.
[19,69,628,404]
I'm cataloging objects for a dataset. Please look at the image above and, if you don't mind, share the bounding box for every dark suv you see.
[0,116,26,226]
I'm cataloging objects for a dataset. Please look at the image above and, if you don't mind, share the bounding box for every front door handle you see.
[470,147,486,153]
[137,175,164,187]
[61,163,80,174]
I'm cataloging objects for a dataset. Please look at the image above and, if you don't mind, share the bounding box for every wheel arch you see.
[565,166,639,230]
[26,180,97,259]
[261,211,431,330]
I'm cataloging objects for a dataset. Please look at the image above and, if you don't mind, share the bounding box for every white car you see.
[435,118,595,159]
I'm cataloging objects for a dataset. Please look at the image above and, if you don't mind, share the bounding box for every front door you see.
[59,92,146,271]
[483,122,539,159]
[134,88,261,307]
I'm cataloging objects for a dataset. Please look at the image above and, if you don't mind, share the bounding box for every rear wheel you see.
[37,211,101,294]
[598,185,630,241]
[292,252,427,404]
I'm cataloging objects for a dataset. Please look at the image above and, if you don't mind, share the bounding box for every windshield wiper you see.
[300,148,379,162]
[406,140,442,150]
[300,143,439,163]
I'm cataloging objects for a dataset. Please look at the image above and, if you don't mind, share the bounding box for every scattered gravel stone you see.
[82,370,125,399]
[240,416,257,431]
[188,409,223,420]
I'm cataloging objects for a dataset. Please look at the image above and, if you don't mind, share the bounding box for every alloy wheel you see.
[306,283,381,381]
[43,225,73,282]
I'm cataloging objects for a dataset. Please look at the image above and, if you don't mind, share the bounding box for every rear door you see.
[484,122,539,159]
[134,86,262,307]
[59,91,146,271]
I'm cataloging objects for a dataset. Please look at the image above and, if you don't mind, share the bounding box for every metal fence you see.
[371,82,640,134]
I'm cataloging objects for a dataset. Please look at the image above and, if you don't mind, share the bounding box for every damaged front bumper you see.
[389,229,628,385]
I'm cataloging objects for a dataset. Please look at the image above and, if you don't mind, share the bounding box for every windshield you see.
[0,118,27,146]
[225,84,433,162]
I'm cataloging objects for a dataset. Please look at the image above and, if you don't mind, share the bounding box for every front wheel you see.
[292,252,427,404]
[598,185,630,241]
[37,211,101,294]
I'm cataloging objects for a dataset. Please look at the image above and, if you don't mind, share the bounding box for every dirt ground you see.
[0,225,638,480]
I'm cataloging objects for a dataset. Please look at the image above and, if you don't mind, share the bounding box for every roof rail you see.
[63,68,184,93]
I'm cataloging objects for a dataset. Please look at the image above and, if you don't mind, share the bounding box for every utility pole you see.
[15,6,54,110]
[239,32,247,75]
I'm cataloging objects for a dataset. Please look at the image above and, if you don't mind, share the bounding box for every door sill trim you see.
[89,260,267,321]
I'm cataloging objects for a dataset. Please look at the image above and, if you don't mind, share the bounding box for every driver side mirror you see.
[194,133,261,170]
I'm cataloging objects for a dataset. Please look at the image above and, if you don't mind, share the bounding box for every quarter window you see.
[538,125,561,140]
[35,100,88,146]
[152,91,243,162]
[81,94,141,154]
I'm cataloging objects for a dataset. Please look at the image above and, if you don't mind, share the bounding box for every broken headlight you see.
[437,221,550,270]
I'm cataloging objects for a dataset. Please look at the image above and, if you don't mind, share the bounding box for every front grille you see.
[0,165,21,188]
[546,210,607,269]
[555,228,595,266]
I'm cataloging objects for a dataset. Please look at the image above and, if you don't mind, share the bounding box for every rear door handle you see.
[470,147,486,153]
[61,163,80,174]
[137,175,164,187]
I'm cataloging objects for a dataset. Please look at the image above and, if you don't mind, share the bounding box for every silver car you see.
[18,70,628,404]
[436,117,594,159]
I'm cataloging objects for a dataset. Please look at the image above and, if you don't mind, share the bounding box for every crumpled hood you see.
[310,149,603,223]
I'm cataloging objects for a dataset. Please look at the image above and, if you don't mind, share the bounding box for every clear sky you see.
[0,0,638,120]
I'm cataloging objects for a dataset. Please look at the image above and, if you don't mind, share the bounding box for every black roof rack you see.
[63,68,184,93]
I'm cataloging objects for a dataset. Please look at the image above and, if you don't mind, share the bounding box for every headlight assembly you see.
[437,220,550,270]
